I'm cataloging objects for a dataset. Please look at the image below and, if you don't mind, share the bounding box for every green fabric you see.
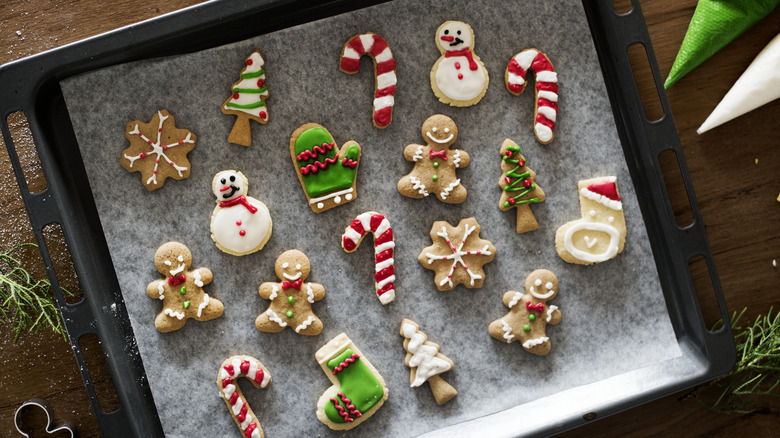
[325,349,384,424]
[294,126,360,198]
[665,0,779,89]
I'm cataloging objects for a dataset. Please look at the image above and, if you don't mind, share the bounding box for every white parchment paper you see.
[60,0,681,436]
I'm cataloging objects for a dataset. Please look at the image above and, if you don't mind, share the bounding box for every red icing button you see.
[246,59,253,66]
[455,62,461,69]
[457,73,463,80]
[233,92,239,99]
[239,230,246,237]
[523,179,532,188]
[236,220,242,226]
[257,79,264,87]
[260,111,267,119]
[508,198,516,205]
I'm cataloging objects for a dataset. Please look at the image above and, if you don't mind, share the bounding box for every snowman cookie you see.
[256,250,325,336]
[210,170,272,256]
[146,242,224,333]
[430,21,489,107]
[397,114,470,204]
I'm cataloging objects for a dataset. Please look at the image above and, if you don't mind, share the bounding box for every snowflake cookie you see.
[146,242,224,333]
[418,217,496,291]
[120,110,196,191]
[488,269,561,356]
[400,319,457,405]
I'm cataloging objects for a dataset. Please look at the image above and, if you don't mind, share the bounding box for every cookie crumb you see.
[777,193,780,203]
[15,30,21,36]
[773,259,777,268]
[755,158,759,164]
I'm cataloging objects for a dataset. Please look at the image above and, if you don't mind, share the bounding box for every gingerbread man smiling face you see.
[398,114,470,204]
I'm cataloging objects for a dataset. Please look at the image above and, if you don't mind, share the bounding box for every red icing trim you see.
[237,403,248,422]
[229,392,239,405]
[377,282,394,295]
[342,157,359,168]
[254,369,264,383]
[343,236,356,251]
[375,248,393,263]
[531,53,553,72]
[299,155,339,175]
[371,35,388,56]
[374,228,393,245]
[374,107,392,127]
[535,113,555,129]
[375,267,394,282]
[445,48,478,70]
[339,392,362,418]
[536,81,558,93]
[240,360,250,375]
[586,181,620,201]
[245,423,257,437]
[331,398,354,422]
[527,301,545,313]
[369,214,384,231]
[538,98,558,111]
[296,142,335,161]
[222,377,233,388]
[332,353,360,375]
[347,37,365,55]
[376,59,396,75]
[350,218,365,235]
[219,196,258,214]
[340,57,360,72]
[167,274,186,286]
[507,58,527,78]
[375,85,395,98]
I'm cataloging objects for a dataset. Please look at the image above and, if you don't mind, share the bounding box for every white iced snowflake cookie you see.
[430,21,489,107]
[210,170,272,256]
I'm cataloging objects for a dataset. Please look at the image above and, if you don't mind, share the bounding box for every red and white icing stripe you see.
[506,49,558,144]
[341,212,396,305]
[218,357,271,438]
[580,177,622,210]
[340,33,396,128]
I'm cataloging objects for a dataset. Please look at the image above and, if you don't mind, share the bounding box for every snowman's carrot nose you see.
[440,35,454,42]
[219,186,231,192]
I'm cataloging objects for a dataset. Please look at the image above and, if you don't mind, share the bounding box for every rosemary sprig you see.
[0,243,70,342]
[693,307,780,413]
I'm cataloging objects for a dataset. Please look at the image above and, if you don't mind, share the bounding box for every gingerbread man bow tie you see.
[282,279,302,290]
[526,301,545,313]
[168,274,186,286]
[429,149,448,160]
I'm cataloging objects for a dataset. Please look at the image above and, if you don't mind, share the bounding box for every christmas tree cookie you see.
[290,123,361,213]
[315,333,388,430]
[498,139,545,233]
[400,319,457,405]
[222,50,269,146]
[489,269,561,356]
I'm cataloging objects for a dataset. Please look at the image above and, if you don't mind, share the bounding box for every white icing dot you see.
[334,196,342,204]
[164,260,172,266]
[432,127,438,132]
[608,216,615,222]
[282,262,289,268]
[296,264,301,270]
[346,193,353,201]
[589,210,596,217]
[444,127,450,133]
[545,282,553,290]
[177,255,184,262]
[317,202,324,209]
[534,279,542,286]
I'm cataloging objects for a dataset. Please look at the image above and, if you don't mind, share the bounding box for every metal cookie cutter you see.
[14,398,76,438]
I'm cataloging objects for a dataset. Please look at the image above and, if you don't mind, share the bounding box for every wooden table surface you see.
[1,0,778,436]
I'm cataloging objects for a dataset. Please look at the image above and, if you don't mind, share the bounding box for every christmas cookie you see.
[506,49,559,144]
[290,123,361,213]
[397,114,470,203]
[340,32,396,128]
[400,319,457,405]
[315,333,388,430]
[498,139,545,233]
[430,21,489,107]
[256,250,325,335]
[555,177,626,265]
[146,242,224,333]
[341,211,396,305]
[120,110,196,191]
[222,50,269,146]
[418,217,496,291]
[217,356,271,438]
[211,170,272,256]
[488,269,561,356]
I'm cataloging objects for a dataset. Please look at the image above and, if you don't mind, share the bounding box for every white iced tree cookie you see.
[210,170,272,256]
[430,20,489,107]
[400,319,457,405]
[222,50,269,146]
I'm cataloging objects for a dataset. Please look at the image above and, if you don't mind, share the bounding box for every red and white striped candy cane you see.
[341,211,396,305]
[217,356,272,438]
[505,49,558,144]
[339,33,396,129]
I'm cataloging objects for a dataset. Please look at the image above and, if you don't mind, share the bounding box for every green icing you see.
[324,348,384,424]
[225,101,266,110]
[232,86,268,94]
[295,127,360,198]
[241,69,265,79]
[502,144,540,207]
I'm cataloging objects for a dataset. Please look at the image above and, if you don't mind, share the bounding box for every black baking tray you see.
[0,0,735,436]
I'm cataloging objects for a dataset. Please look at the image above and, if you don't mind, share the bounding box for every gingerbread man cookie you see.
[146,242,224,333]
[489,269,561,356]
[397,114,470,204]
[256,250,325,335]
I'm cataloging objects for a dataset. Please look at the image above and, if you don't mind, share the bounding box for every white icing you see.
[375,241,395,254]
[376,71,397,89]
[535,124,553,143]
[376,258,394,271]
[240,416,252,430]
[232,359,242,377]
[164,308,185,320]
[563,221,621,263]
[546,305,559,322]
[535,70,558,83]
[295,316,316,333]
[269,284,278,300]
[197,293,209,317]
[212,195,271,254]
[545,282,553,290]
[177,255,184,262]
[534,279,542,286]
[506,71,525,87]
[157,282,165,300]
[608,216,615,223]
[584,236,598,248]
[260,368,270,387]
[169,264,185,276]
[513,50,539,70]
[223,51,268,118]
[232,399,243,415]
[193,270,204,287]
[251,429,262,438]
[266,309,287,327]
[452,150,461,168]
[378,289,395,304]
[222,383,236,398]
[282,262,289,268]
[537,105,557,122]
[164,260,171,266]
[220,368,230,380]
[538,90,558,102]
[248,361,258,380]
[508,291,523,308]
[308,187,353,205]
[440,179,461,200]
[306,283,314,303]
[500,319,514,343]
[282,271,302,280]
[295,264,301,269]
[402,323,452,386]
[317,338,352,364]
[317,202,324,209]
[374,218,391,236]
[589,209,596,217]
[342,46,360,60]
[373,95,395,111]
[376,275,396,290]
[374,47,393,63]
[530,286,554,300]
[124,111,192,186]
[426,131,454,144]
[432,127,438,132]
[358,34,375,51]
[413,145,424,161]
[434,56,487,101]
[409,175,429,196]
[425,223,492,288]
[523,337,549,349]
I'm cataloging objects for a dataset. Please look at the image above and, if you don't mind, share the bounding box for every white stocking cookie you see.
[555,176,627,264]
[210,170,273,256]
[430,21,489,106]
[400,319,457,405]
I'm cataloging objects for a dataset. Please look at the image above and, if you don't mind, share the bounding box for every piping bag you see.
[665,0,779,89]
[698,32,780,134]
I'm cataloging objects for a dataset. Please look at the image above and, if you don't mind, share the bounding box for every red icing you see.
[236,220,242,225]
[332,353,360,375]
[538,98,558,111]
[445,48,478,70]
[348,37,365,55]
[282,279,302,290]
[429,149,448,160]
[536,81,558,93]
[375,267,394,282]
[340,57,360,72]
[219,196,258,214]
[377,282,394,295]
[246,58,253,66]
[237,403,248,422]
[229,392,239,405]
[232,92,239,99]
[239,230,246,237]
[374,228,393,245]
[240,360,250,374]
[139,153,147,158]
[369,214,384,231]
[259,111,267,119]
[168,275,186,286]
[342,157,359,168]
[507,59,526,77]
[527,301,545,313]
[440,35,454,42]
[257,79,264,87]
[586,181,620,201]
[535,113,555,129]
[254,369,264,383]
[222,377,233,388]
[370,35,388,56]
[457,73,463,80]
[375,249,393,263]
[455,62,461,69]
[531,53,553,72]
[331,398,353,422]
[376,59,396,75]
[508,198,516,205]
[374,107,392,127]
[224,364,234,376]
[339,392,362,418]
[296,142,335,161]
[375,85,395,98]
[299,155,339,175]
[343,236,357,252]
[245,423,257,437]
[350,218,366,235]
[523,179,532,188]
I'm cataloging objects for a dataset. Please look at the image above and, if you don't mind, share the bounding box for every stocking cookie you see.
[217,356,271,438]
[256,250,325,336]
[290,123,361,213]
[211,170,273,256]
[146,242,224,333]
[120,110,196,191]
[498,139,545,233]
[489,269,561,356]
[222,50,270,146]
[430,21,489,106]
[418,217,496,291]
[555,176,626,264]
[397,114,470,204]
[400,319,457,405]
[315,333,388,430]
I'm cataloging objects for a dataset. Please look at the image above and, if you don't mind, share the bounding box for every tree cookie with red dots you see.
[256,250,325,336]
[418,217,496,291]
[146,242,224,333]
[121,110,196,191]
[498,139,545,233]
[222,50,270,146]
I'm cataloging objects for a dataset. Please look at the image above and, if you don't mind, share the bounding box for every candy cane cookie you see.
[339,32,396,128]
[217,356,272,438]
[341,211,396,304]
[505,49,558,144]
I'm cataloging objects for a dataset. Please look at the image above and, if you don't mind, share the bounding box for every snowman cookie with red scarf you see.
[430,20,489,107]
[210,170,272,256]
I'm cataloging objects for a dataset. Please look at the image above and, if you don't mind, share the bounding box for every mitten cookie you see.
[222,50,269,146]
[555,176,626,264]
[256,250,325,335]
[210,170,273,256]
[489,269,561,356]
[430,21,489,106]
[498,139,545,233]
[315,333,388,430]
[400,319,457,405]
[290,123,361,213]
[217,356,271,438]
[397,114,470,204]
[146,242,224,332]
[418,217,496,291]
[121,110,196,191]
